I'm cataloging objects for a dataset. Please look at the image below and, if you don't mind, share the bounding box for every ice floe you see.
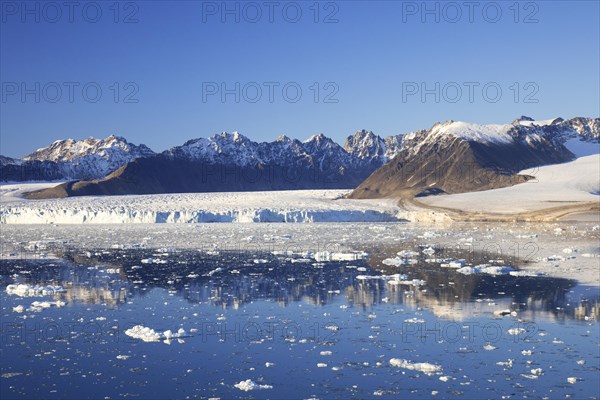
[234,379,273,391]
[6,284,66,297]
[456,265,515,276]
[28,300,65,312]
[313,251,368,262]
[125,325,187,343]
[389,358,442,375]
[382,257,418,266]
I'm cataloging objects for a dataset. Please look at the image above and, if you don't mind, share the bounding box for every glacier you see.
[0,189,403,224]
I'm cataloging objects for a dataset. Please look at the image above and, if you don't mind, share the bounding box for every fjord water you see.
[1,248,598,400]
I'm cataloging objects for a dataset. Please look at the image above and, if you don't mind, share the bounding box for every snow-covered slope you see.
[350,116,599,200]
[429,122,514,145]
[0,189,401,224]
[419,154,600,213]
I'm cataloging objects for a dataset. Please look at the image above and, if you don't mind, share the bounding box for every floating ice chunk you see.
[496,359,513,368]
[320,351,332,356]
[521,350,533,356]
[125,325,186,343]
[404,318,425,324]
[420,232,441,239]
[494,309,512,316]
[530,368,543,375]
[317,363,328,368]
[12,305,24,313]
[439,376,450,382]
[456,267,479,275]
[508,328,526,335]
[384,273,409,282]
[234,379,272,391]
[313,251,368,262]
[483,344,496,351]
[398,250,419,257]
[140,258,167,264]
[382,257,418,266]
[116,355,130,360]
[398,279,426,287]
[422,247,436,255]
[204,267,223,277]
[265,362,275,367]
[480,266,515,275]
[356,275,382,281]
[28,300,65,312]
[253,259,268,264]
[389,358,442,375]
[456,265,515,276]
[509,270,544,277]
[6,284,66,297]
[125,325,162,342]
[567,377,578,384]
[441,260,466,268]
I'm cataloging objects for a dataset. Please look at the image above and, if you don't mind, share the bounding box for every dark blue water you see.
[1,248,598,399]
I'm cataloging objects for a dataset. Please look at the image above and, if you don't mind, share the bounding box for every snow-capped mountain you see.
[23,130,406,197]
[7,115,599,198]
[1,135,155,181]
[349,116,599,200]
[24,135,155,164]
[1,130,403,183]
[164,130,401,172]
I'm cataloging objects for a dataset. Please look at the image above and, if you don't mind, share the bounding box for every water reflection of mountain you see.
[0,248,596,321]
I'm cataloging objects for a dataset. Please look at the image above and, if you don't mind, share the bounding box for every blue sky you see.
[1,0,599,157]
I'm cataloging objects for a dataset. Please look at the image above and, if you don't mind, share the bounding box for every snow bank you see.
[420,155,600,213]
[0,189,402,224]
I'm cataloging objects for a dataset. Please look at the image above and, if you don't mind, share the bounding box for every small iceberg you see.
[389,358,442,375]
[234,379,273,391]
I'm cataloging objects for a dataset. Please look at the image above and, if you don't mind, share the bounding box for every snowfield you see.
[419,154,600,214]
[0,189,402,224]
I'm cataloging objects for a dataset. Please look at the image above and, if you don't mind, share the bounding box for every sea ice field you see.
[0,222,599,399]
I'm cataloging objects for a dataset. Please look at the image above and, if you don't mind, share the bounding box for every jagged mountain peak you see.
[275,134,291,142]
[23,135,154,163]
[513,115,535,124]
[303,133,330,143]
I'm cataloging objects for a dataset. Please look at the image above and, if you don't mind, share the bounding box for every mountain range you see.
[2,116,598,200]
[1,130,404,191]
[350,117,597,199]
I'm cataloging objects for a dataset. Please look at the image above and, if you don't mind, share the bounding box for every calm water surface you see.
[1,246,598,400]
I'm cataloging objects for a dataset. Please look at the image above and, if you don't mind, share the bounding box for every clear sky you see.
[1,0,599,157]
